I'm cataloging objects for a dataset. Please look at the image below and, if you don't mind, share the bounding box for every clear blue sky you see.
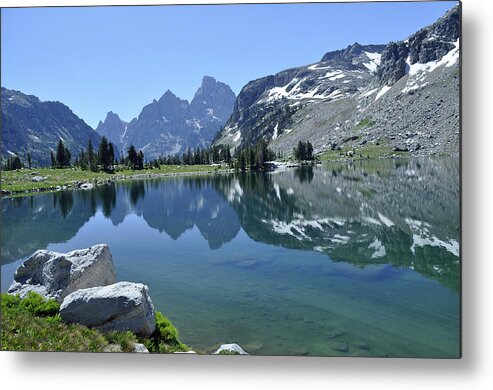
[1,1,457,128]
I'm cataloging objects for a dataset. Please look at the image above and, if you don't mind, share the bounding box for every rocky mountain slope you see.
[214,5,460,157]
[97,76,236,160]
[1,87,102,166]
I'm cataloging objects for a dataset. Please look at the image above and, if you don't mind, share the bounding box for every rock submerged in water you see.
[8,244,116,302]
[328,341,349,353]
[59,281,156,337]
[213,343,249,355]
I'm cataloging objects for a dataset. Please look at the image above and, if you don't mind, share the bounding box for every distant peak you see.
[106,111,119,118]
[162,89,177,98]
[202,75,217,83]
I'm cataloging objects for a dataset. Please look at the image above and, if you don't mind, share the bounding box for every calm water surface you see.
[1,158,460,357]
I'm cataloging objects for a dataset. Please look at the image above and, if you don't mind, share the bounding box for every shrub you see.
[141,311,189,353]
[17,291,61,316]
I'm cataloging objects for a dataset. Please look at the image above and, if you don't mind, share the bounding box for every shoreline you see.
[1,153,458,198]
[1,166,235,198]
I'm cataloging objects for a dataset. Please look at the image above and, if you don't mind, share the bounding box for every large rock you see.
[8,244,116,302]
[59,282,156,336]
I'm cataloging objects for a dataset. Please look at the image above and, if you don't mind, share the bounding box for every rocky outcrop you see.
[59,281,156,336]
[8,244,116,302]
[376,5,460,87]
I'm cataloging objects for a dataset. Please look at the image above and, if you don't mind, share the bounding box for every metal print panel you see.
[0,1,461,357]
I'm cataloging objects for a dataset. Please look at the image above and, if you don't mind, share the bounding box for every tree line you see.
[293,140,314,161]
[3,136,315,172]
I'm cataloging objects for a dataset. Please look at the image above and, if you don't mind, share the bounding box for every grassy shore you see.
[1,164,232,195]
[317,140,410,162]
[1,292,190,353]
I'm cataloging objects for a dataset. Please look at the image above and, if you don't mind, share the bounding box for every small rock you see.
[213,343,249,355]
[353,341,370,351]
[327,330,347,339]
[103,344,122,353]
[328,341,348,353]
[132,343,149,353]
[79,183,94,190]
[31,176,45,182]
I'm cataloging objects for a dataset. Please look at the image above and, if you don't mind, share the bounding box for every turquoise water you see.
[1,158,460,357]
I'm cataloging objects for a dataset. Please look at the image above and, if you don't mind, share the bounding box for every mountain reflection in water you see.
[2,158,459,292]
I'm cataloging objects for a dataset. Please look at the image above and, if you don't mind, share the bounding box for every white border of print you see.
[1,1,493,390]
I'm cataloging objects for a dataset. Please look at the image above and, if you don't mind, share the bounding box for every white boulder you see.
[59,282,156,336]
[8,244,116,302]
[79,183,94,190]
[214,343,249,355]
[132,343,150,353]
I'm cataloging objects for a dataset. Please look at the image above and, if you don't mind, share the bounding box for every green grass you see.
[1,292,109,352]
[1,164,230,194]
[354,117,375,130]
[318,139,410,162]
[1,292,189,353]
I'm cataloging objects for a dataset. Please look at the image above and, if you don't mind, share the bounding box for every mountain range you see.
[1,5,459,165]
[214,5,460,157]
[96,76,236,160]
[1,88,102,166]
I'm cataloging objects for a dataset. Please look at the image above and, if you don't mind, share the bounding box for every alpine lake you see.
[1,157,460,357]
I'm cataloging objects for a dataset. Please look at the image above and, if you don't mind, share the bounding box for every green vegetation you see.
[235,139,275,171]
[54,139,71,168]
[293,140,314,161]
[1,292,108,352]
[142,311,189,353]
[1,292,189,353]
[318,139,410,162]
[217,349,240,355]
[3,154,24,171]
[355,117,375,130]
[1,164,230,195]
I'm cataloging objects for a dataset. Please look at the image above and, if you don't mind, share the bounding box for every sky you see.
[1,1,458,128]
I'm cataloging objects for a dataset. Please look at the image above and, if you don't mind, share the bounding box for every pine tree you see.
[109,142,115,165]
[98,136,112,172]
[306,141,314,160]
[127,145,138,169]
[51,151,56,168]
[137,150,144,170]
[87,139,97,172]
[27,151,32,169]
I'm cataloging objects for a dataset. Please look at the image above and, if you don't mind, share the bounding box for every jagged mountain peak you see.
[95,110,128,150]
[321,42,386,63]
[110,77,236,159]
[376,4,460,86]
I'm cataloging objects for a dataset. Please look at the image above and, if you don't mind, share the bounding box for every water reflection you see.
[1,158,459,291]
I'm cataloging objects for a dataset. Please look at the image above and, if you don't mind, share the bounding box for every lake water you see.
[1,157,460,357]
